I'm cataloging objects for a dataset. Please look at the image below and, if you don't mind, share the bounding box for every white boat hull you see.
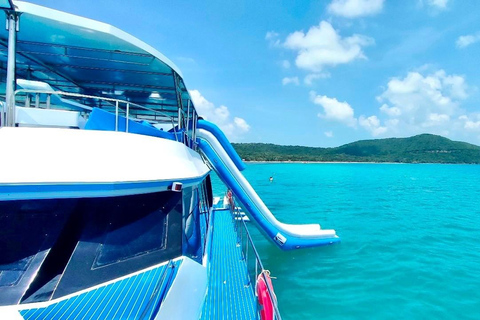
[0,127,210,200]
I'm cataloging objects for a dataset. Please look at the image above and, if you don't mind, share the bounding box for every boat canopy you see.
[0,1,193,122]
[0,0,13,10]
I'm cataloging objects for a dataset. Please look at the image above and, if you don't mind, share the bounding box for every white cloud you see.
[427,0,448,9]
[422,113,450,127]
[359,115,387,136]
[189,89,250,137]
[304,73,330,85]
[284,21,374,72]
[375,69,470,137]
[378,70,467,120]
[310,91,357,127]
[265,31,281,47]
[460,114,480,131]
[465,120,480,130]
[441,72,468,99]
[308,69,479,141]
[380,104,401,117]
[266,31,279,39]
[328,0,384,18]
[282,60,291,69]
[233,117,250,132]
[324,131,334,138]
[282,77,300,86]
[456,33,480,49]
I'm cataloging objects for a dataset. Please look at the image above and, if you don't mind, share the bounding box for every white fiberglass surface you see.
[0,127,209,184]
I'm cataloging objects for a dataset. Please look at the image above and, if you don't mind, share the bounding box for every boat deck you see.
[201,208,258,320]
[19,259,182,320]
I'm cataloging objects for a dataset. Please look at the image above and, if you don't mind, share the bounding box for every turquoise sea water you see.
[211,163,480,319]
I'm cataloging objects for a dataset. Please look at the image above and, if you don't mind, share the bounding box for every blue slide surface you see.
[197,120,340,250]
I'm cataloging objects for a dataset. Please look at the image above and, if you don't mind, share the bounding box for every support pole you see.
[186,99,191,147]
[192,112,197,150]
[126,102,130,133]
[173,72,183,130]
[177,107,182,129]
[4,11,18,127]
[115,100,119,131]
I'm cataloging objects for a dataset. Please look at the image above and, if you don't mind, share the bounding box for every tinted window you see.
[94,205,168,267]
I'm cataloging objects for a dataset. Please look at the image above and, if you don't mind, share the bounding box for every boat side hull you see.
[0,127,210,200]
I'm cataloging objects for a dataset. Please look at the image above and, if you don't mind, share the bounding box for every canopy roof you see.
[0,0,13,10]
[0,1,194,120]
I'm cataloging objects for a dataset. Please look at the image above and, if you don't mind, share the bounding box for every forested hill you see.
[232,134,480,164]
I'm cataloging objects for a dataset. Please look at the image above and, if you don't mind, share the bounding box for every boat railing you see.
[2,89,201,149]
[230,195,282,320]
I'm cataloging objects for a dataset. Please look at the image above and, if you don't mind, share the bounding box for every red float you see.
[257,271,277,320]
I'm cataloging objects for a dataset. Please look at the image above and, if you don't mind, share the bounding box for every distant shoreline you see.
[245,160,400,164]
[232,134,480,164]
[243,160,476,164]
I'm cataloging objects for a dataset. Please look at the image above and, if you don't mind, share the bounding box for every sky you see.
[25,0,480,147]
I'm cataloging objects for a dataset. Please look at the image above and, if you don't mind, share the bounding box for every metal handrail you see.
[229,195,282,320]
[10,89,183,142]
[14,89,177,123]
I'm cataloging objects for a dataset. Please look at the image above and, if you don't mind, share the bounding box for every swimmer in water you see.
[269,176,273,182]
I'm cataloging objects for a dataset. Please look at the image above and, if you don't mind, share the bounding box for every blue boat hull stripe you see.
[0,174,209,201]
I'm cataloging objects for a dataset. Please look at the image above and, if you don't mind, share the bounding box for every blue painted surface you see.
[20,259,182,320]
[201,209,258,320]
[197,120,246,171]
[198,138,340,250]
[85,108,177,140]
[0,175,208,201]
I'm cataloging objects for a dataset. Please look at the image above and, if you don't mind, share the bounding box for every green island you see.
[232,134,480,164]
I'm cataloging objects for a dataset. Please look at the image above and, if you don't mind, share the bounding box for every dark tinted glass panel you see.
[52,191,183,298]
[0,270,24,287]
[0,199,75,305]
[94,206,168,267]
[0,200,74,287]
[0,191,183,303]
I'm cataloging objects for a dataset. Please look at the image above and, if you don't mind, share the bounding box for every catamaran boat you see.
[0,1,340,319]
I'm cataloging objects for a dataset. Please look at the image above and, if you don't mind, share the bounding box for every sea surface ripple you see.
[212,163,480,319]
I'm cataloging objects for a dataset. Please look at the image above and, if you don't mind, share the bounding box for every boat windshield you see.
[0,191,183,305]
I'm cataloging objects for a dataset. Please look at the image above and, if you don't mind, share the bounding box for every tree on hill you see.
[232,134,480,164]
